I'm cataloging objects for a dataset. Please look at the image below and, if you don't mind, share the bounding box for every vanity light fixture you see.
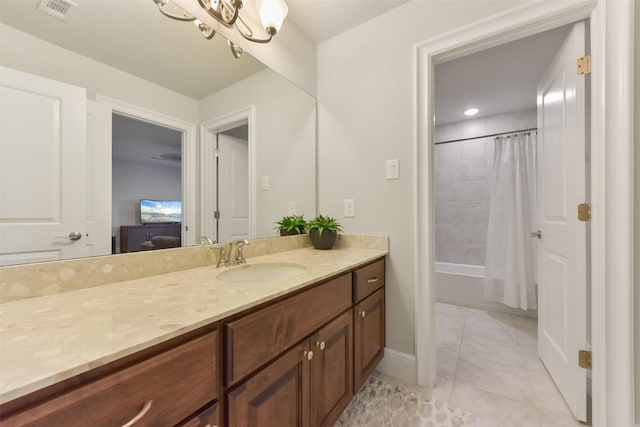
[152,0,288,58]
[464,107,479,117]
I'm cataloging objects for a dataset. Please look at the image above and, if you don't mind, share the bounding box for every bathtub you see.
[435,262,536,316]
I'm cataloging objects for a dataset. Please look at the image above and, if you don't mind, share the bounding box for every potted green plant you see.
[306,214,342,250]
[274,215,307,236]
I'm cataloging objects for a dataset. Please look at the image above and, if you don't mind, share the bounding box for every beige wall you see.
[0,24,199,123]
[199,69,317,238]
[317,0,523,357]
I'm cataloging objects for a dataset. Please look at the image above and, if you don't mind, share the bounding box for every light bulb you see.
[255,0,288,34]
[464,107,479,116]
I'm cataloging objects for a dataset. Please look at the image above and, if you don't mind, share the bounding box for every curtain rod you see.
[434,127,538,145]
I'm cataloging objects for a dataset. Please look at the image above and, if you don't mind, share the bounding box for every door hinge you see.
[214,210,220,219]
[578,203,591,222]
[577,55,591,75]
[578,349,592,370]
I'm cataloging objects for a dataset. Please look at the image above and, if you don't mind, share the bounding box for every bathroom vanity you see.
[0,241,386,427]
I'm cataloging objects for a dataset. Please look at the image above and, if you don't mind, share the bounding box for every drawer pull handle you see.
[121,400,153,427]
[367,277,379,284]
[359,311,366,318]
[317,340,326,350]
[304,350,314,360]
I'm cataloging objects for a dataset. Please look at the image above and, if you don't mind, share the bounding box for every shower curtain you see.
[484,132,537,310]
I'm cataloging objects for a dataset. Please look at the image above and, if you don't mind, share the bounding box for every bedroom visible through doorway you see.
[111,113,183,254]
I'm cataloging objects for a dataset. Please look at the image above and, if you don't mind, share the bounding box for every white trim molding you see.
[95,94,198,247]
[375,347,417,386]
[414,1,635,426]
[200,105,256,242]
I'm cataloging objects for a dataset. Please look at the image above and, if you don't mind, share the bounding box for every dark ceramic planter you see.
[309,229,337,250]
[279,228,304,236]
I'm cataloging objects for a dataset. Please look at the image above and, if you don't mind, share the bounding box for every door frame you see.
[96,95,198,247]
[200,105,256,242]
[414,1,634,426]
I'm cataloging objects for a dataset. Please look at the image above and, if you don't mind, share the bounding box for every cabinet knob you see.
[359,311,366,318]
[304,350,314,360]
[367,277,379,284]
[317,340,326,350]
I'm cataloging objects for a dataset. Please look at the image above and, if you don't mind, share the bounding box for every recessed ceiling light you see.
[464,107,479,116]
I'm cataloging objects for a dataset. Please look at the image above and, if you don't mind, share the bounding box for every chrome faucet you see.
[203,238,250,268]
[232,239,250,265]
[200,236,231,268]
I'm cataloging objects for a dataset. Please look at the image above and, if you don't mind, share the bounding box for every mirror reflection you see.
[0,0,316,266]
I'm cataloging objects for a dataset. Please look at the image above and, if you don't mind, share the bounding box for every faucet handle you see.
[234,239,250,264]
[212,243,229,268]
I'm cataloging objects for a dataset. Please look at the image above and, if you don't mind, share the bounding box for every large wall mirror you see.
[0,0,316,266]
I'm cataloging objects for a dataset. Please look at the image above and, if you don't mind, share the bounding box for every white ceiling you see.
[434,24,572,126]
[112,114,183,168]
[0,0,266,100]
[0,0,406,99]
[286,0,407,43]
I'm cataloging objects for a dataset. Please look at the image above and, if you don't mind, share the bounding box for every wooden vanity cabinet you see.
[353,259,386,391]
[224,273,354,427]
[224,274,352,387]
[310,310,353,427]
[1,328,219,427]
[227,310,353,427]
[1,256,386,427]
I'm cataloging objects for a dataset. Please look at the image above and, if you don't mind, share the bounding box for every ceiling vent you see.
[37,0,78,22]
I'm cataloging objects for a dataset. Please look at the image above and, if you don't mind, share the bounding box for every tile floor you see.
[433,302,589,427]
[336,373,474,427]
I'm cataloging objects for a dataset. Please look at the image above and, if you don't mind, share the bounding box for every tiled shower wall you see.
[434,109,536,266]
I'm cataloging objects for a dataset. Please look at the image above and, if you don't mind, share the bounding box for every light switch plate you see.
[288,201,296,215]
[386,159,399,180]
[261,175,270,190]
[344,199,355,218]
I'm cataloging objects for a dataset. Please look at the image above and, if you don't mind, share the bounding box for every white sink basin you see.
[216,263,307,284]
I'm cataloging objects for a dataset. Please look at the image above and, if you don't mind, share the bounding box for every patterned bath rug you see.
[335,373,475,427]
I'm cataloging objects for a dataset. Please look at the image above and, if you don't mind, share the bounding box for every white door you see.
[0,67,89,266]
[86,100,112,257]
[217,134,249,242]
[536,21,587,421]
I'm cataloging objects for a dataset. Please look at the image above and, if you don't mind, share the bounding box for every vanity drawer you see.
[3,330,218,427]
[225,273,352,386]
[353,258,385,303]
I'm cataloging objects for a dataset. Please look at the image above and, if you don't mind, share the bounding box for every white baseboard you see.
[375,347,417,385]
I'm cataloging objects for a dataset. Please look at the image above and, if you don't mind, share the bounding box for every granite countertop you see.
[0,246,387,405]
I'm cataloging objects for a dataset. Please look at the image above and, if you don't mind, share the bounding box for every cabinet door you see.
[310,310,353,427]
[227,341,311,427]
[353,289,385,391]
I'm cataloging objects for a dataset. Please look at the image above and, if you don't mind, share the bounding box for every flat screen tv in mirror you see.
[140,199,182,224]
